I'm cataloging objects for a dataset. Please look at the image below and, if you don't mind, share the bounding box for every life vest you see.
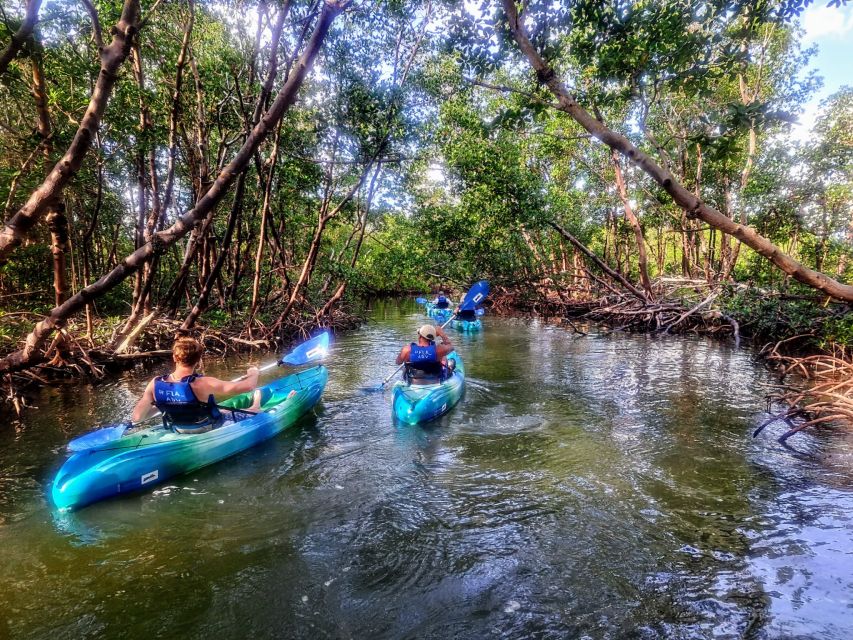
[435,295,449,309]
[405,343,444,381]
[153,373,221,432]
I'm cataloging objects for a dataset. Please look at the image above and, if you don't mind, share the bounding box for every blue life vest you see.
[153,373,220,431]
[435,295,449,309]
[406,343,444,381]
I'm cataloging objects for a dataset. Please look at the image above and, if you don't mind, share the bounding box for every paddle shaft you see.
[230,360,278,382]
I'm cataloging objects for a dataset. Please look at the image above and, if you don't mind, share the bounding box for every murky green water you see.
[2,300,853,639]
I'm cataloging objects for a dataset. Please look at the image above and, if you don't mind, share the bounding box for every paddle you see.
[458,280,489,311]
[66,331,331,453]
[416,297,428,305]
[363,281,489,393]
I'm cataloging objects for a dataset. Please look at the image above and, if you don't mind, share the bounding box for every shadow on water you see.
[1,299,853,638]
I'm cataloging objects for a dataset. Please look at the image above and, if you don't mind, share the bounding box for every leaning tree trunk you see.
[501,0,853,303]
[274,157,377,329]
[0,0,43,76]
[0,0,347,375]
[182,173,247,330]
[548,221,648,302]
[0,0,140,267]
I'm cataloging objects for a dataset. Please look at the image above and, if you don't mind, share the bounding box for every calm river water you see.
[2,300,853,639]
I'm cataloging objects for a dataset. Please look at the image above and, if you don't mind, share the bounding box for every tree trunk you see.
[0,0,141,266]
[501,0,853,303]
[0,0,347,375]
[249,124,283,322]
[548,221,648,302]
[0,0,43,76]
[182,174,247,330]
[611,150,654,299]
[318,162,382,317]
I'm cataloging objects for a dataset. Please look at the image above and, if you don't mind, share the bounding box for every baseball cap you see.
[418,324,437,341]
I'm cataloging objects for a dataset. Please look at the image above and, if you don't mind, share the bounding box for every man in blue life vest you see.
[132,336,262,433]
[432,290,453,309]
[395,324,455,385]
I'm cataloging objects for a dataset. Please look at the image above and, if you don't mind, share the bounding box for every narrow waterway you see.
[2,300,853,639]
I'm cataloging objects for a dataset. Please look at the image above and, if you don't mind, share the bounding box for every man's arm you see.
[132,379,158,422]
[396,345,410,365]
[435,327,454,358]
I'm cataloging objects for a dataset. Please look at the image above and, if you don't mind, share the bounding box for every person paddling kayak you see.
[454,305,477,322]
[432,291,453,309]
[396,324,455,385]
[132,336,262,433]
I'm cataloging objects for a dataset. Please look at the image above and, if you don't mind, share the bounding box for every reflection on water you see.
[1,299,852,638]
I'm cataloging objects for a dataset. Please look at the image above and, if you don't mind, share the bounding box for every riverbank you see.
[1,305,364,416]
[489,279,853,442]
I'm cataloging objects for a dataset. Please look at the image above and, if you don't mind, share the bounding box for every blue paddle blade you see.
[459,280,489,311]
[281,331,330,365]
[67,424,129,453]
[416,297,428,304]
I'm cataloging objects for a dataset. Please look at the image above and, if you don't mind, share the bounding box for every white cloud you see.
[801,5,853,42]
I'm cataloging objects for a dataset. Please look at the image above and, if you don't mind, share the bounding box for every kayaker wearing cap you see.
[396,324,455,385]
[433,290,453,310]
[132,336,262,433]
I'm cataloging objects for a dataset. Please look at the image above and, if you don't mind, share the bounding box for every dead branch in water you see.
[756,347,853,443]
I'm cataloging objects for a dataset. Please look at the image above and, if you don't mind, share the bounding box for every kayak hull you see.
[451,319,482,332]
[51,366,328,511]
[424,302,452,321]
[392,352,465,425]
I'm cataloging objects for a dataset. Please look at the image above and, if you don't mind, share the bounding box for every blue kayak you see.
[424,302,453,321]
[451,318,482,332]
[51,366,328,511]
[392,351,465,425]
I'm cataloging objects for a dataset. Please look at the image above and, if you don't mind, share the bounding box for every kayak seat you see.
[404,362,453,385]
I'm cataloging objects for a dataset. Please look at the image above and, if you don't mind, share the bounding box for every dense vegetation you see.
[0,0,850,393]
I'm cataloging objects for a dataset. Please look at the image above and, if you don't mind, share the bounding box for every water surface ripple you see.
[1,301,852,638]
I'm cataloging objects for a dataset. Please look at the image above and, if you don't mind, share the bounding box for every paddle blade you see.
[416,297,428,304]
[67,424,129,453]
[459,280,490,311]
[281,331,330,365]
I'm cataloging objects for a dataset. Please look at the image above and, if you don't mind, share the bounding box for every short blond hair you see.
[172,336,204,367]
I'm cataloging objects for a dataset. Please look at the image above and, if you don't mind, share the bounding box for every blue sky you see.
[792,2,853,139]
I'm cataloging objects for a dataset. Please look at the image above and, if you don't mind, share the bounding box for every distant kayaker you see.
[132,336,262,433]
[396,324,455,385]
[433,290,453,309]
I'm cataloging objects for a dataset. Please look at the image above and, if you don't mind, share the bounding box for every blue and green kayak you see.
[51,366,328,511]
[451,318,482,332]
[424,302,453,321]
[392,351,465,425]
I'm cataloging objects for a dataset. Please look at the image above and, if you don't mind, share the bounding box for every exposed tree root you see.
[755,343,853,442]
[0,306,363,417]
[493,276,851,444]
